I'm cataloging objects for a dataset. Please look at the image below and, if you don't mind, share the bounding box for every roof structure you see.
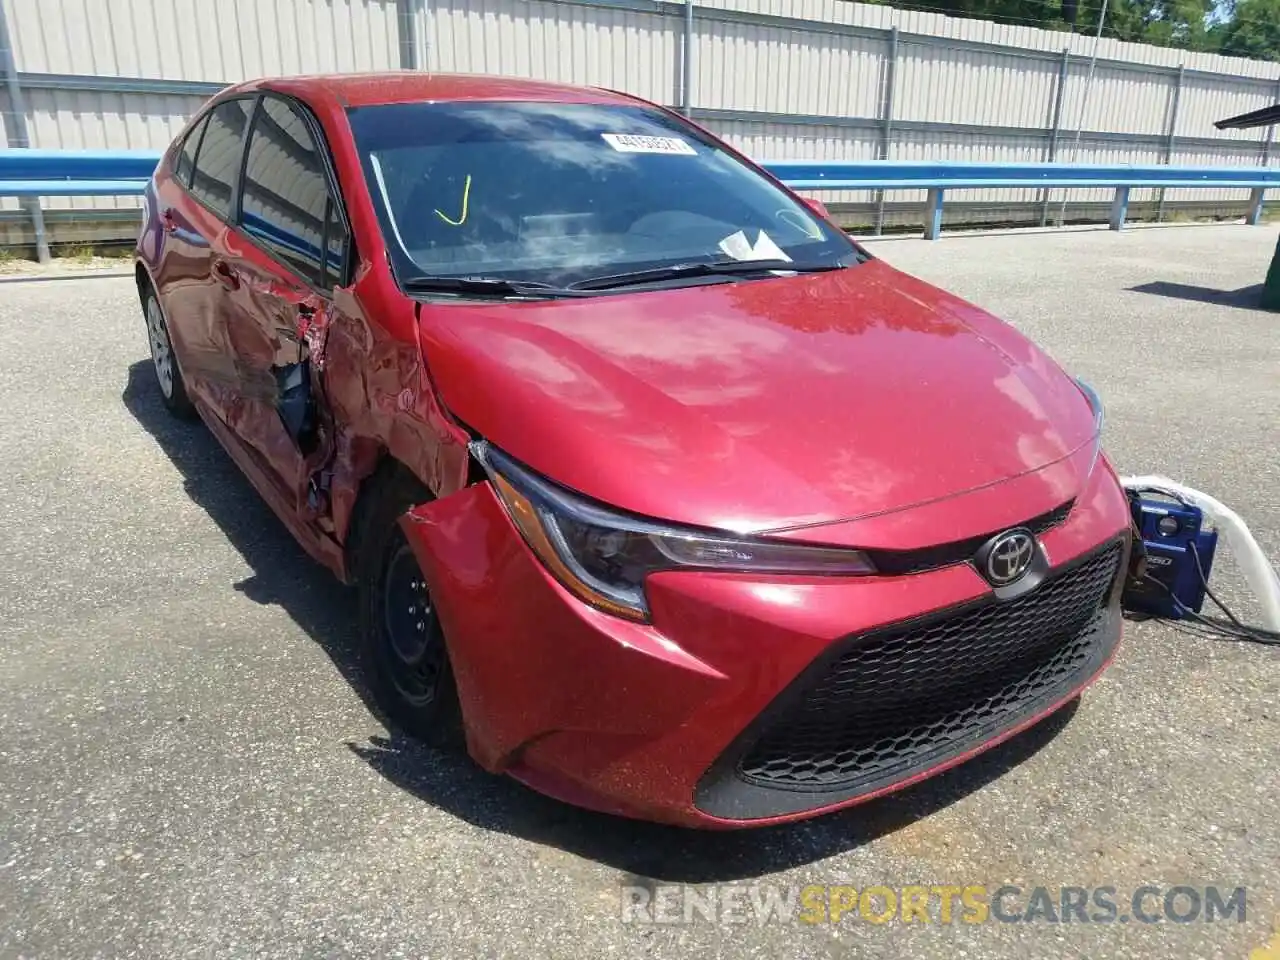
[1215,103,1280,130]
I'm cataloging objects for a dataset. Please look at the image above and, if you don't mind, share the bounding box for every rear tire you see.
[353,467,462,747]
[140,284,195,419]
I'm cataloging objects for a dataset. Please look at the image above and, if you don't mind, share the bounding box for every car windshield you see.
[346,100,860,292]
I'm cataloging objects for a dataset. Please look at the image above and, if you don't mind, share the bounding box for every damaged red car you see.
[135,73,1132,828]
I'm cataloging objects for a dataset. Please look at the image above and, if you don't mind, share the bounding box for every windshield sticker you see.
[601,133,697,156]
[718,229,792,263]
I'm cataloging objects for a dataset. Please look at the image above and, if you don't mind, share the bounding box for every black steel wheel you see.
[376,533,447,709]
[354,466,461,745]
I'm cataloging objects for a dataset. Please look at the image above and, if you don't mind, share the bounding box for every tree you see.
[860,0,1278,60]
[1216,0,1280,59]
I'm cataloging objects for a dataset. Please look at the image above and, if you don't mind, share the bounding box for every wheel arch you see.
[335,407,480,582]
[339,432,488,584]
[135,261,154,300]
[342,453,427,584]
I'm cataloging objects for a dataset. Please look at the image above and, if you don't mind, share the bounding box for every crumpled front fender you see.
[398,482,723,775]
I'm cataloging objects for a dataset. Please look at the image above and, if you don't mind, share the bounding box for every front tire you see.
[141,284,195,419]
[354,469,461,746]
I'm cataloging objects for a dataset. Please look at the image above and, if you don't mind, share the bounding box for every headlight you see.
[1074,377,1106,476]
[472,441,875,622]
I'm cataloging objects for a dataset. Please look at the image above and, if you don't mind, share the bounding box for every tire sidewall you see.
[141,284,195,417]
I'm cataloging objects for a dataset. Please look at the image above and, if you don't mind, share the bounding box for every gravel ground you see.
[0,255,132,278]
[1,223,1278,959]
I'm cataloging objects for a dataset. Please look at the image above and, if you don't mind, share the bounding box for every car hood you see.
[417,259,1098,538]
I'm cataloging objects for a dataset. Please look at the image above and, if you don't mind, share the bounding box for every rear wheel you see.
[141,285,195,418]
[354,468,461,746]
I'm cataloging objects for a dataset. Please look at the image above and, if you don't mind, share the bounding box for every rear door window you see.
[239,96,334,287]
[189,97,254,220]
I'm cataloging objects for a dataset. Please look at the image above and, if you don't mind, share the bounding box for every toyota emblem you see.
[982,529,1036,586]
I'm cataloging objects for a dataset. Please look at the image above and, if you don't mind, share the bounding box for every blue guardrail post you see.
[925,188,944,241]
[1108,187,1130,232]
[1247,187,1266,226]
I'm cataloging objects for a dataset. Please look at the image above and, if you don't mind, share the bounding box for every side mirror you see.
[803,197,831,219]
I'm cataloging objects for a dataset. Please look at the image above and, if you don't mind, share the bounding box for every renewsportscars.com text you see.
[620,884,1247,926]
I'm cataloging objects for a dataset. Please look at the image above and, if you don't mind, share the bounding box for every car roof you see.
[231,72,644,109]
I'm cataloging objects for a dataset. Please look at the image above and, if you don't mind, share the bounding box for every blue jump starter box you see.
[1121,493,1219,619]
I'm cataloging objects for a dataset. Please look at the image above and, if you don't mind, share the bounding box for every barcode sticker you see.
[601,133,697,155]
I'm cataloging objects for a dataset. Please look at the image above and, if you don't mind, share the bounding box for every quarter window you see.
[240,97,333,286]
[189,98,254,220]
[173,115,208,188]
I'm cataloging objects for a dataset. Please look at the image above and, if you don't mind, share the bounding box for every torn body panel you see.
[217,233,335,522]
[153,208,468,583]
[212,226,472,580]
[303,277,471,580]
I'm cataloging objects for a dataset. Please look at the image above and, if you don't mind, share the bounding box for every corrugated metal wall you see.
[3,0,400,78]
[2,0,1279,241]
[0,0,401,221]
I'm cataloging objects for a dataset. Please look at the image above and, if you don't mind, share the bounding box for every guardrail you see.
[0,149,160,196]
[2,151,1279,244]
[768,160,1280,238]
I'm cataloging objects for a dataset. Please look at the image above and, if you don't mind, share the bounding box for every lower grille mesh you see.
[737,542,1123,791]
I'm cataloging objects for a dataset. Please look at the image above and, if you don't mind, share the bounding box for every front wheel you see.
[355,470,461,746]
[141,285,195,419]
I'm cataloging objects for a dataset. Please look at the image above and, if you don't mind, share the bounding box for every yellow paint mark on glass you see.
[435,174,472,226]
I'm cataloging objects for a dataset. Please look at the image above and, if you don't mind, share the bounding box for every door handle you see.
[160,208,177,233]
[212,259,240,290]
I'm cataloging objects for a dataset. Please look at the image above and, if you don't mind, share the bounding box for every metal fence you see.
[3,0,1280,257]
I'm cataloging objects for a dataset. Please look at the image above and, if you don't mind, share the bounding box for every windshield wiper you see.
[400,274,589,299]
[568,258,845,292]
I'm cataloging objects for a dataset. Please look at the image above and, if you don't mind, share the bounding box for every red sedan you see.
[135,73,1131,828]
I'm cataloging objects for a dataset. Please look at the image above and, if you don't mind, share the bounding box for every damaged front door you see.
[220,94,351,517]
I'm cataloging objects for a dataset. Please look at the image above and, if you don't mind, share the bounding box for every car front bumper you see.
[401,459,1132,829]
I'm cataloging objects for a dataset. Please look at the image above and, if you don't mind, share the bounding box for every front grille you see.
[867,499,1075,576]
[735,540,1123,793]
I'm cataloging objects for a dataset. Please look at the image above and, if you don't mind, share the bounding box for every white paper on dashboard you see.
[718,229,793,262]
